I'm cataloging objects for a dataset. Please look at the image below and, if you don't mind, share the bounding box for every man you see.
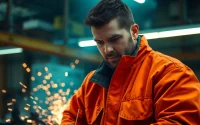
[61,0,200,124]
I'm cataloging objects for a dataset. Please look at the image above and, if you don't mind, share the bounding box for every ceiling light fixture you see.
[134,0,146,4]
[78,40,97,47]
[0,48,23,55]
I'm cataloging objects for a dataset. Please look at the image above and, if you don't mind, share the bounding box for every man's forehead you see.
[91,19,120,31]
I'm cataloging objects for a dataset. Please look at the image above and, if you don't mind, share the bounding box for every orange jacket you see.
[61,36,200,125]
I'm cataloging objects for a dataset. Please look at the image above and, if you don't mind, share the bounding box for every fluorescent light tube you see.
[134,0,145,4]
[143,27,200,39]
[0,48,23,55]
[78,40,96,47]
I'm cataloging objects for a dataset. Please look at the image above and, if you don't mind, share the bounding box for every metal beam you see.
[0,56,7,118]
[0,31,199,63]
[0,31,102,63]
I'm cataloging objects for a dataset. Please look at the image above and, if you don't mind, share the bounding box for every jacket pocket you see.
[85,105,103,125]
[119,99,153,120]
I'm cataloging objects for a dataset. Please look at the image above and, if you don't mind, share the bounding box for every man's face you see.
[91,18,137,69]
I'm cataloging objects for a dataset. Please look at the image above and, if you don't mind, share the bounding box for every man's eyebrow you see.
[109,34,122,40]
[94,35,122,42]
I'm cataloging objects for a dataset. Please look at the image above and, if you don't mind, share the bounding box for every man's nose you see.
[104,43,114,54]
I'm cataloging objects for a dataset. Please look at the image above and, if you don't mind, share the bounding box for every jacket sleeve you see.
[152,65,200,125]
[60,88,86,125]
[60,71,95,125]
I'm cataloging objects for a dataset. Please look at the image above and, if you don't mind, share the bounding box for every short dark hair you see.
[84,0,135,29]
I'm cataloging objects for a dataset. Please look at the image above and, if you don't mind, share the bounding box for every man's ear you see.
[130,24,139,40]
